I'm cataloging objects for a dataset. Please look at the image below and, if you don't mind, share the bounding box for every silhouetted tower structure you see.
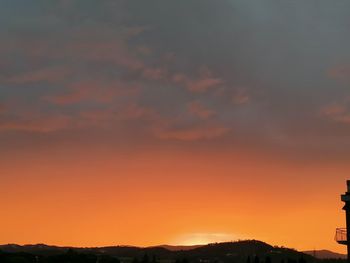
[335,180,350,262]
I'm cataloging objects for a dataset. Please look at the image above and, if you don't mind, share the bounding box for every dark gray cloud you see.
[1,0,350,160]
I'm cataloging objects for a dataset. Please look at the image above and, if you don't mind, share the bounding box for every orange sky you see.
[1,145,348,253]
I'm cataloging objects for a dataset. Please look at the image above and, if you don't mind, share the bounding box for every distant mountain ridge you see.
[158,244,204,251]
[302,250,346,259]
[0,240,345,262]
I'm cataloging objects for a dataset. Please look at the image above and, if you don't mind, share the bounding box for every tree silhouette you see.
[142,254,149,263]
[99,255,121,263]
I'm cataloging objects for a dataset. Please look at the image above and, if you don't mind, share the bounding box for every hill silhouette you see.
[0,240,323,263]
[158,245,203,251]
[302,250,346,259]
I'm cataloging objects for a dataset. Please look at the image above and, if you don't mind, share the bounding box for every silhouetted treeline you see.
[0,241,347,263]
[0,249,120,263]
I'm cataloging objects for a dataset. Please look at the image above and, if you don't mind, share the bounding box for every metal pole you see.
[345,207,350,263]
[345,181,350,263]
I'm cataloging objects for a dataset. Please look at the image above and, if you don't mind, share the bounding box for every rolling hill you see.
[302,250,346,259]
[0,240,319,263]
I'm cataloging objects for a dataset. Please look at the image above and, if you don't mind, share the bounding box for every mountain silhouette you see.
[302,250,346,259]
[0,240,319,262]
[158,245,203,251]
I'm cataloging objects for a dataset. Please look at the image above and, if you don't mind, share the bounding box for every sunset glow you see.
[1,0,350,255]
[173,233,238,246]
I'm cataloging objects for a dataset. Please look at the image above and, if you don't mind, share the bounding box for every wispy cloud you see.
[172,67,224,93]
[232,89,250,105]
[0,114,72,133]
[187,101,215,120]
[153,122,231,141]
[44,79,138,106]
[322,100,350,124]
[327,65,350,82]
[6,66,71,84]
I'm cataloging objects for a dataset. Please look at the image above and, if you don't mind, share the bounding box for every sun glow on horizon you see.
[173,233,240,246]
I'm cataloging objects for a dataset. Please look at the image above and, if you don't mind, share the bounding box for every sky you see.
[1,0,350,253]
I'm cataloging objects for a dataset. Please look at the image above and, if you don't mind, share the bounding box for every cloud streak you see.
[1,0,350,151]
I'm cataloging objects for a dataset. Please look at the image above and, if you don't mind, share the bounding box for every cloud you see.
[154,123,231,141]
[45,79,140,105]
[0,100,155,134]
[120,103,156,120]
[80,103,156,124]
[322,100,350,124]
[6,66,71,84]
[1,26,147,75]
[67,39,144,71]
[187,101,215,120]
[0,114,72,133]
[232,89,250,105]
[142,67,167,80]
[327,65,350,82]
[172,67,224,93]
[188,77,223,93]
[45,89,87,105]
[0,104,6,114]
[2,0,350,156]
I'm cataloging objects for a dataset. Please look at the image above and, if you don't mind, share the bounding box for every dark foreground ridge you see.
[302,250,346,260]
[0,240,345,263]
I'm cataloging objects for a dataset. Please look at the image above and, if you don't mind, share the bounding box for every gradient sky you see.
[1,0,350,253]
